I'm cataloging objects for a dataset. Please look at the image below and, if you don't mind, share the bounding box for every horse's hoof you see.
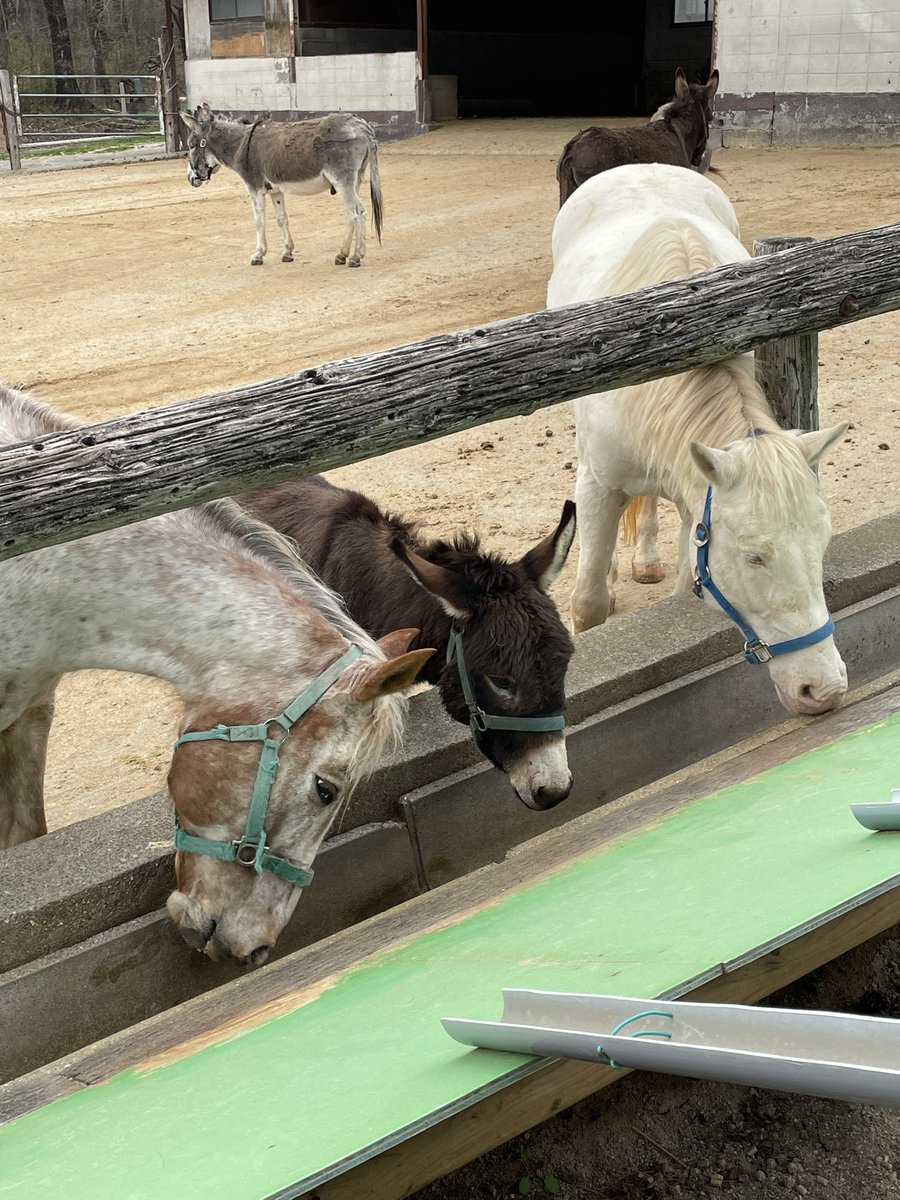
[282,253,294,263]
[250,256,264,266]
[632,562,665,584]
[348,257,361,268]
[334,253,347,265]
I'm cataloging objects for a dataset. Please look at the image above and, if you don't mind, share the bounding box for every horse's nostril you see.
[535,780,572,809]
[248,945,271,967]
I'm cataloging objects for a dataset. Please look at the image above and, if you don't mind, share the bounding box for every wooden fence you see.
[0,221,898,563]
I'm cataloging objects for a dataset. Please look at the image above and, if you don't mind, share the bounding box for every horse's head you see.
[690,424,849,716]
[180,104,221,187]
[670,67,719,167]
[390,503,577,811]
[166,630,434,966]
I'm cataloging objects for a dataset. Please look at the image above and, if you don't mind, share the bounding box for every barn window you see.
[673,0,713,23]
[210,0,265,18]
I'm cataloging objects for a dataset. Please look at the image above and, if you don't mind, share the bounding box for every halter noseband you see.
[692,486,835,665]
[172,643,363,887]
[446,623,565,736]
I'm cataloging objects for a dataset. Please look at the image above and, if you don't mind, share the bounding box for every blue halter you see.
[171,643,363,887]
[692,487,835,665]
[446,623,565,735]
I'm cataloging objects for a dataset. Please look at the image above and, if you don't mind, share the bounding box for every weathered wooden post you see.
[753,236,819,431]
[0,70,22,172]
[159,1,183,155]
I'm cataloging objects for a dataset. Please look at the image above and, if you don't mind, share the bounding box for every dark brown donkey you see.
[556,68,720,207]
[241,476,577,811]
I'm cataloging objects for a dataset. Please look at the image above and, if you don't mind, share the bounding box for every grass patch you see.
[1,134,165,162]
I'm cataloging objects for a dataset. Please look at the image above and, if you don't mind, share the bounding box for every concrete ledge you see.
[2,515,899,969]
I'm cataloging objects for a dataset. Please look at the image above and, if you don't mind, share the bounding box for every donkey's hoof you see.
[250,255,264,266]
[334,253,347,266]
[348,257,361,268]
[281,253,294,263]
[632,561,665,584]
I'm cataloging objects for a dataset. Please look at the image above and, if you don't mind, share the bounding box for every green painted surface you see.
[3,713,900,1200]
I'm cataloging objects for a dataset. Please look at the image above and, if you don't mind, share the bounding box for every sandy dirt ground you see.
[1,120,898,830]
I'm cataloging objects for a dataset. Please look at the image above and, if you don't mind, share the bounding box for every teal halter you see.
[172,643,363,888]
[447,623,565,735]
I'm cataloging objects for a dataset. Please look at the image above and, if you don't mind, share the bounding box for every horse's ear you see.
[388,538,474,621]
[674,68,689,97]
[705,70,720,101]
[349,648,436,701]
[181,111,200,133]
[795,422,849,467]
[374,628,420,657]
[690,441,739,488]
[520,500,576,593]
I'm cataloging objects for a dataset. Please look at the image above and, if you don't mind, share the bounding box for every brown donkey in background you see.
[241,476,577,812]
[556,68,720,207]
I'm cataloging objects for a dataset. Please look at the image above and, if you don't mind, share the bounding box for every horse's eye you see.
[746,553,766,567]
[315,776,338,805]
[487,675,514,694]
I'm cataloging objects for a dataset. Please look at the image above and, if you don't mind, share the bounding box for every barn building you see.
[181,0,899,144]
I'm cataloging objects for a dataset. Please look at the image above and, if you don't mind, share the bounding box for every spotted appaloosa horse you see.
[181,105,383,268]
[548,164,849,717]
[241,476,577,810]
[0,383,432,965]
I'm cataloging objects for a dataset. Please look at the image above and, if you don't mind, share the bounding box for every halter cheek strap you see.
[172,643,363,887]
[692,486,835,665]
[446,624,565,735]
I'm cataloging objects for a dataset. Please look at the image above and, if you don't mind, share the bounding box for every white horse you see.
[549,163,849,717]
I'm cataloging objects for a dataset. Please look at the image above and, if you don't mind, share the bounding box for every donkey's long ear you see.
[180,111,200,133]
[520,500,577,593]
[350,648,436,701]
[705,69,720,101]
[388,538,475,621]
[795,422,849,467]
[690,441,739,489]
[674,67,689,97]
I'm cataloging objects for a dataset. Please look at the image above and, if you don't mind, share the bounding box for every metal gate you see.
[1,71,164,169]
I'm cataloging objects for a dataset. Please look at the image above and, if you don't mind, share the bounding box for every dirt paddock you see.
[1,119,898,829]
[3,120,900,1200]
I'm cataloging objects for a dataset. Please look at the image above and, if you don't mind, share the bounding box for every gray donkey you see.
[180,104,383,268]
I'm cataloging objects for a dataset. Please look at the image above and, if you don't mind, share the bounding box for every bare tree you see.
[40,0,81,103]
[84,0,109,83]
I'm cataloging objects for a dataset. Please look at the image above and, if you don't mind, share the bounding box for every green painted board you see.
[3,711,900,1200]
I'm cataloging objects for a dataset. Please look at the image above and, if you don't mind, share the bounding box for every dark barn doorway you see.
[294,0,714,120]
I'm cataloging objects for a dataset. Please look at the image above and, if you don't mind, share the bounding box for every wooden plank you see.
[3,700,900,1200]
[3,685,898,1125]
[304,888,900,1200]
[753,236,819,430]
[0,221,898,562]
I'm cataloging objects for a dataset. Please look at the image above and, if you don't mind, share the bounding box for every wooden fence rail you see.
[0,221,898,563]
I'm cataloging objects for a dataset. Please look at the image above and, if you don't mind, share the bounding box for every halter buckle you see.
[234,837,266,869]
[692,568,704,599]
[743,639,772,665]
[470,709,489,734]
[694,522,709,548]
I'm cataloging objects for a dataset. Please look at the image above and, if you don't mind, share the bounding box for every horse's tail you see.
[367,131,384,244]
[620,495,645,547]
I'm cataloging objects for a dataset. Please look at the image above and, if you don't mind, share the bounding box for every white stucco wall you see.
[184,52,418,119]
[716,0,900,95]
